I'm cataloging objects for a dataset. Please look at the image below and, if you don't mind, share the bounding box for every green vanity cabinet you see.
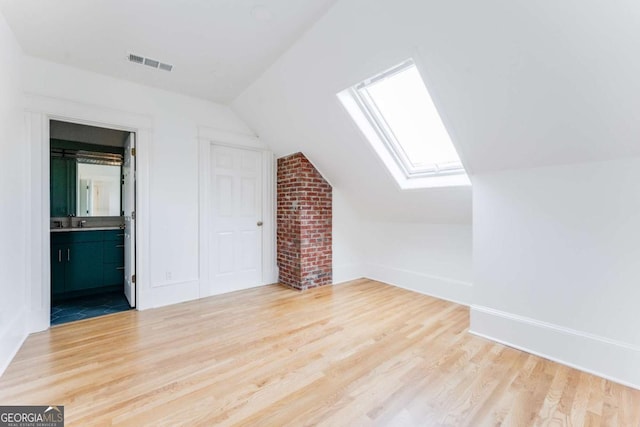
[64,241,104,291]
[50,242,67,298]
[103,230,126,287]
[50,157,77,217]
[50,230,125,299]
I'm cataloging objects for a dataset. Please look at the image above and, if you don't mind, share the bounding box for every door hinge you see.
[131,147,136,156]
[132,211,136,220]
[132,274,136,284]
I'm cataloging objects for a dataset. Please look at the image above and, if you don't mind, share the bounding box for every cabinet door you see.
[65,241,104,291]
[66,159,77,216]
[103,240,124,287]
[51,158,70,217]
[103,239,124,264]
[50,243,66,298]
[103,233,124,286]
[103,263,124,287]
[50,158,77,216]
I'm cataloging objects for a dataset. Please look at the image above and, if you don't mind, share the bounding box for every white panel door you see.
[123,133,136,307]
[210,145,263,293]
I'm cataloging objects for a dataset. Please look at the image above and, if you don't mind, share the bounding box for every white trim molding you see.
[260,150,277,285]
[365,264,472,306]
[470,305,640,390]
[197,127,277,299]
[198,126,267,150]
[0,308,28,377]
[24,94,153,330]
[25,93,153,131]
[336,87,470,190]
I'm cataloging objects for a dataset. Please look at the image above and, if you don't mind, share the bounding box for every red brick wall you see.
[277,153,332,290]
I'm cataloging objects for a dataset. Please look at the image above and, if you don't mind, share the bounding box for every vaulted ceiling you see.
[232,0,640,221]
[2,0,639,223]
[0,0,338,102]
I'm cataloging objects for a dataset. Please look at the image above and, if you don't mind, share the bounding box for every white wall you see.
[232,0,473,224]
[0,11,28,374]
[362,222,472,305]
[21,56,264,311]
[321,176,474,305]
[471,158,640,388]
[232,0,474,300]
[332,188,364,284]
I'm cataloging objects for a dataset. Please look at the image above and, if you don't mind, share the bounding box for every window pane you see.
[364,65,461,169]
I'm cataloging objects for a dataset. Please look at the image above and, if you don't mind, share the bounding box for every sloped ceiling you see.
[0,0,339,102]
[232,0,640,222]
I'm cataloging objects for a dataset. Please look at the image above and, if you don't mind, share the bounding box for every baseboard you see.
[28,308,50,333]
[148,279,200,309]
[365,263,472,306]
[470,305,640,390]
[263,263,278,286]
[0,308,28,378]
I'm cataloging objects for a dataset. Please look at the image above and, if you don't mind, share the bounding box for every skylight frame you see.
[350,58,466,180]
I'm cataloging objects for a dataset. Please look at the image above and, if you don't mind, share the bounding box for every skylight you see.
[339,59,469,189]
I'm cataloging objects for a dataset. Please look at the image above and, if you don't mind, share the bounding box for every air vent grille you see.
[143,58,159,68]
[127,53,173,72]
[128,54,144,64]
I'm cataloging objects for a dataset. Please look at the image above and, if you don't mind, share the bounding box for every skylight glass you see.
[352,59,466,179]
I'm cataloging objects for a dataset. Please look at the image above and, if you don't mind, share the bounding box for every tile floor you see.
[51,291,132,326]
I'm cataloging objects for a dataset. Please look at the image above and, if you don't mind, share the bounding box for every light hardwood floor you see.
[1,279,638,426]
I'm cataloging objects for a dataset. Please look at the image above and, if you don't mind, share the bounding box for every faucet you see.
[54,220,63,229]
[78,220,87,228]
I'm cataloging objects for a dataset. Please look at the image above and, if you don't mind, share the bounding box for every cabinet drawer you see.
[103,241,125,263]
[52,230,105,244]
[103,263,124,287]
[67,230,104,243]
[104,229,125,241]
[51,232,69,245]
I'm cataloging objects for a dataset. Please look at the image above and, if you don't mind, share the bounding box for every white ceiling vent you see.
[143,58,159,68]
[128,53,144,64]
[127,53,173,72]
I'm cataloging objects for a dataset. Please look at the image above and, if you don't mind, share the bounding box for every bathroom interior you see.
[49,120,135,325]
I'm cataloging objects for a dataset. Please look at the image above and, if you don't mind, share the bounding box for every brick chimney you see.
[277,153,332,290]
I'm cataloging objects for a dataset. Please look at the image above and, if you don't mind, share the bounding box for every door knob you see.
[257,221,263,227]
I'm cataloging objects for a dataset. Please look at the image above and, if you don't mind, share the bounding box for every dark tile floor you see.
[51,291,132,326]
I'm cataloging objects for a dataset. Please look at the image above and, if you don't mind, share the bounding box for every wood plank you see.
[0,279,638,426]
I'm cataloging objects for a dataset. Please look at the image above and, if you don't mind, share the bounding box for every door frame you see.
[197,127,277,298]
[25,94,152,332]
[122,132,136,308]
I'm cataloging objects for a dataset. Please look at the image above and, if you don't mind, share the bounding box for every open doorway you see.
[49,120,136,325]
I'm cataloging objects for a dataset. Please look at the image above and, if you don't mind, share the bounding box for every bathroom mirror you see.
[77,162,122,217]
[50,143,124,218]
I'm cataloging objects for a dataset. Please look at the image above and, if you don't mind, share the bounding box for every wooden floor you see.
[1,279,638,426]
